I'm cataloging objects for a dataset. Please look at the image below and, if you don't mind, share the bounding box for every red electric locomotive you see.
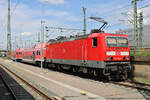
[45,33,133,80]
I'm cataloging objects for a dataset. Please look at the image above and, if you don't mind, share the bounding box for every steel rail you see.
[0,63,62,100]
[109,81,150,92]
[126,80,150,87]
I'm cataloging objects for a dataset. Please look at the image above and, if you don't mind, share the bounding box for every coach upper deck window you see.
[92,37,97,47]
[36,50,38,55]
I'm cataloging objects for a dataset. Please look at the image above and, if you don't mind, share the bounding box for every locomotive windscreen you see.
[106,37,128,47]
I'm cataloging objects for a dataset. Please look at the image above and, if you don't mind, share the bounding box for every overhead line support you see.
[83,7,86,34]
[133,0,138,55]
[7,0,11,57]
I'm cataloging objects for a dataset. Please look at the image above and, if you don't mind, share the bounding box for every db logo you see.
[63,48,66,53]
[116,52,119,55]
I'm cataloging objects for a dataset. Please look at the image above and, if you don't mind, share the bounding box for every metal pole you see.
[15,33,16,62]
[133,0,138,55]
[7,0,11,57]
[41,3,45,70]
[38,32,40,43]
[139,12,143,48]
[83,7,86,34]
[45,26,49,42]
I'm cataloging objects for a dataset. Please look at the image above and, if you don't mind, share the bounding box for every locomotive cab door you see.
[87,37,99,61]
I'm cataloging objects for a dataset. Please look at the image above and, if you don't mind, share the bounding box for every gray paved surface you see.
[0,58,147,100]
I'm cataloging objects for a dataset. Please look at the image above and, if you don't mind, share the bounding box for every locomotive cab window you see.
[92,37,98,47]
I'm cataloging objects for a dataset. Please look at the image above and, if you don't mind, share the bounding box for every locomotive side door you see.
[82,39,88,65]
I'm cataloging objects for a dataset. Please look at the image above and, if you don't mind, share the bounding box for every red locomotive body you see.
[46,33,130,64]
[46,33,132,80]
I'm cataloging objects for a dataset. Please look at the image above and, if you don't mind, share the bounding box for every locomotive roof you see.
[48,33,90,44]
[48,33,128,44]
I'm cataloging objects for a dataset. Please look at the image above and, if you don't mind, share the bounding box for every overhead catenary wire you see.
[11,0,20,18]
[96,4,132,18]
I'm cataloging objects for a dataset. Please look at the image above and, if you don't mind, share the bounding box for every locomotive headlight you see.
[120,52,129,56]
[107,57,110,60]
[106,51,116,56]
[126,57,129,60]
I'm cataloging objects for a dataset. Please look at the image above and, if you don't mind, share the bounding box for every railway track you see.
[109,81,150,92]
[0,73,16,100]
[109,80,150,99]
[133,61,150,65]
[0,66,34,100]
[0,63,62,100]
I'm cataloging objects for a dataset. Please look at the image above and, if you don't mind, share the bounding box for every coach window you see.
[39,50,40,55]
[92,37,98,47]
[36,50,38,55]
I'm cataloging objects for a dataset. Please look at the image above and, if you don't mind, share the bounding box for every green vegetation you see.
[134,77,150,84]
[130,51,150,57]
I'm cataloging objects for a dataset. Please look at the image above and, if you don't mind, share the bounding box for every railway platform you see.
[0,58,149,100]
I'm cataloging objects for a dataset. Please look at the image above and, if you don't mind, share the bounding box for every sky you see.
[0,0,150,50]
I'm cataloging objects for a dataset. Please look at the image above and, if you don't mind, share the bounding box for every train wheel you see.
[37,62,41,67]
[107,76,111,81]
[124,71,128,81]
[44,63,48,68]
[73,67,79,73]
[93,69,98,77]
[129,65,135,80]
[82,68,88,74]
[58,65,63,72]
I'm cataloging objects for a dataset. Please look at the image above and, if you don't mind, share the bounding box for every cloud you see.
[45,10,80,22]
[0,0,80,49]
[0,0,6,4]
[19,32,32,36]
[38,0,65,5]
